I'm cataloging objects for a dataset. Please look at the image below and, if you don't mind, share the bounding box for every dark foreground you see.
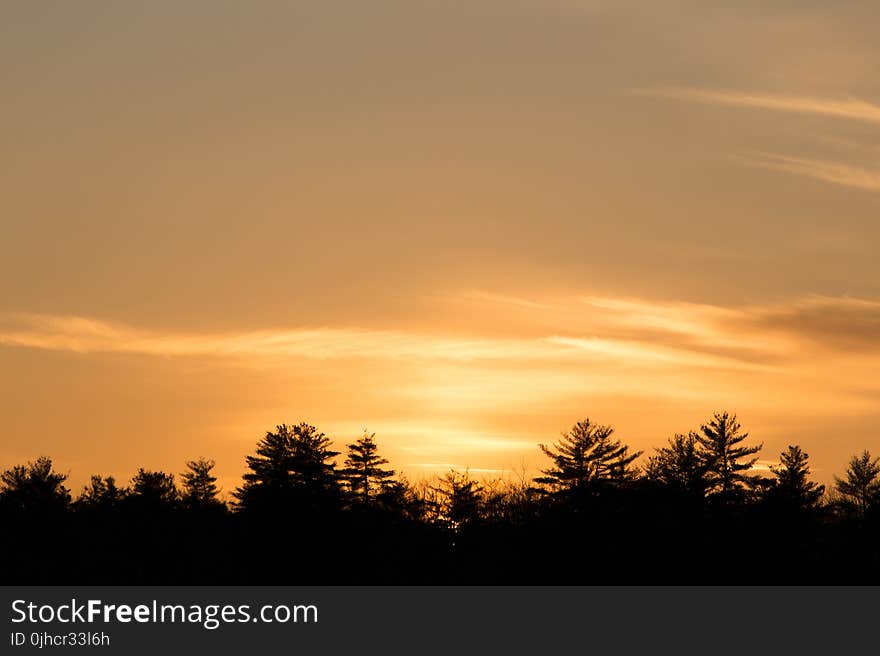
[3,414,880,584]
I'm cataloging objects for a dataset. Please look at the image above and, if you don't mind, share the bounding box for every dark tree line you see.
[2,411,880,584]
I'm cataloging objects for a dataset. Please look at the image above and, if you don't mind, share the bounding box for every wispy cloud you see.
[0,305,781,373]
[6,294,880,473]
[410,464,507,476]
[0,313,753,369]
[746,153,880,193]
[578,293,880,355]
[746,295,880,351]
[641,87,880,193]
[6,293,880,374]
[460,291,555,311]
[545,336,760,369]
[0,315,559,362]
[579,296,748,348]
[644,87,880,125]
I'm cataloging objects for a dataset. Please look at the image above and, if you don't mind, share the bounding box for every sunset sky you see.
[2,1,879,494]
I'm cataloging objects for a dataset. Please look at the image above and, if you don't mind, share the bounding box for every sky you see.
[2,1,879,494]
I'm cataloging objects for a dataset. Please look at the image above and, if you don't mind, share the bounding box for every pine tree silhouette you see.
[535,419,641,490]
[835,450,880,517]
[695,411,762,500]
[234,423,341,512]
[181,458,223,510]
[76,475,122,509]
[341,431,395,505]
[767,445,824,511]
[645,431,708,497]
[432,469,483,530]
[128,468,178,506]
[0,456,70,516]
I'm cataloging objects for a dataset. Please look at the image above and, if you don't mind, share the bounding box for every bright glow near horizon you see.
[1,1,879,493]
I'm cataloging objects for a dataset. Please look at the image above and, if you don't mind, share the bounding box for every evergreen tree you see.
[128,469,178,505]
[0,456,71,515]
[76,475,122,509]
[645,431,707,497]
[535,419,641,490]
[767,445,824,511]
[375,477,428,520]
[237,426,296,496]
[695,411,762,499]
[341,431,395,505]
[181,458,223,509]
[834,450,880,517]
[433,469,484,530]
[234,423,341,510]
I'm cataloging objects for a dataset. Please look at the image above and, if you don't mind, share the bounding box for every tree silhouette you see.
[181,458,223,510]
[766,445,824,511]
[695,411,762,500]
[341,431,395,505]
[9,410,880,585]
[433,469,483,530]
[234,423,341,511]
[76,475,123,509]
[535,419,641,490]
[645,431,707,497]
[375,476,428,520]
[834,450,880,517]
[0,456,70,515]
[128,468,178,506]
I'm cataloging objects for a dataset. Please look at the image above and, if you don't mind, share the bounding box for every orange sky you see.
[1,1,879,494]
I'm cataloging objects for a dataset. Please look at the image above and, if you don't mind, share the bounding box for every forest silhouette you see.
[2,411,879,584]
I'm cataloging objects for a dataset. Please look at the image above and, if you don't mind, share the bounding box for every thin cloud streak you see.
[747,295,880,351]
[746,153,880,193]
[642,87,880,194]
[644,87,880,125]
[545,336,771,370]
[0,313,763,370]
[461,291,555,311]
[4,293,879,373]
[579,296,758,349]
[0,315,556,362]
